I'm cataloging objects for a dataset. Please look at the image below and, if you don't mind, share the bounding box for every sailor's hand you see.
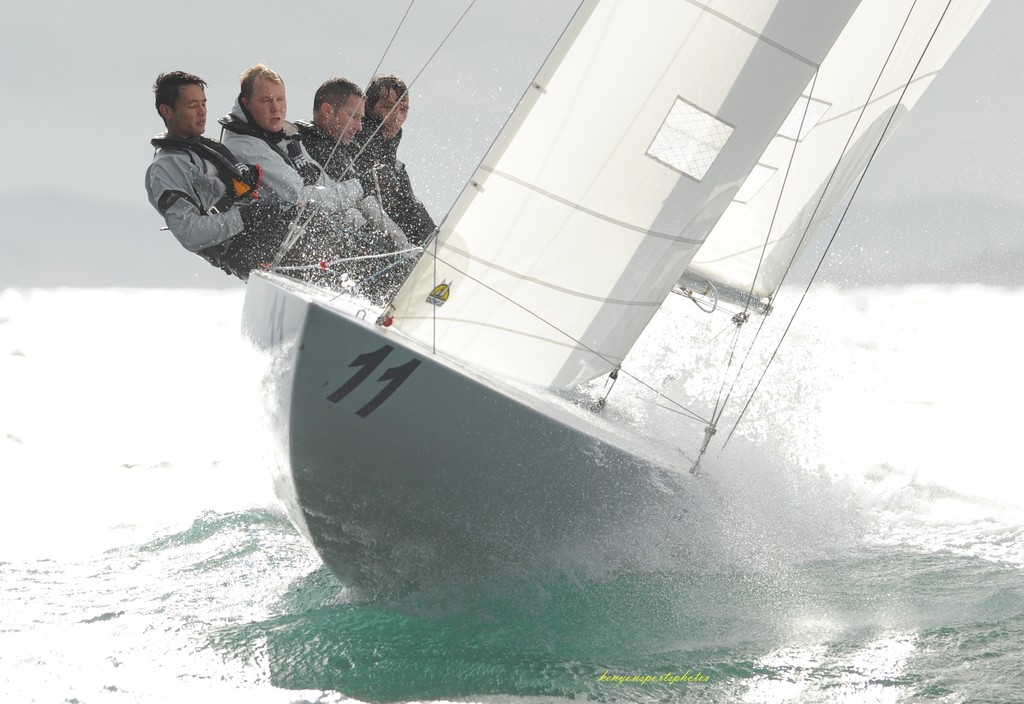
[232,163,263,200]
[355,196,407,248]
[356,195,385,230]
[342,206,368,233]
[332,178,363,210]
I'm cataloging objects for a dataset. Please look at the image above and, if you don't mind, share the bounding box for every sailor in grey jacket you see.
[146,136,246,253]
[146,134,289,278]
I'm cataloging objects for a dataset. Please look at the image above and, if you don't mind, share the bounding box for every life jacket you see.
[150,134,263,277]
[218,111,321,186]
[150,134,260,215]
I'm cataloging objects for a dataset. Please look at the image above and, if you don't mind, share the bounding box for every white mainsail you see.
[389,0,865,389]
[684,0,990,303]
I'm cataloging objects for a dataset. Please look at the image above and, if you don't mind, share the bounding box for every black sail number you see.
[326,346,391,404]
[327,345,421,417]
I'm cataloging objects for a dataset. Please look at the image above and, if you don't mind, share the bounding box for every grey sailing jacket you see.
[145,136,245,252]
[219,99,364,213]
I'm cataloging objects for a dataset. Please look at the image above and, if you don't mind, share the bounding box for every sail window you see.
[734,164,777,203]
[778,96,830,141]
[647,98,733,180]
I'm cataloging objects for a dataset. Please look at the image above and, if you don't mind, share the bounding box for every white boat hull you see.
[242,271,689,593]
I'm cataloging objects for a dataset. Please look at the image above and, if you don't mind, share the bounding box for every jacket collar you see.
[358,114,402,161]
[220,97,300,144]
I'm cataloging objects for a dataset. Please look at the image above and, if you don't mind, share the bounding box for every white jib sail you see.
[390,0,862,388]
[684,0,990,303]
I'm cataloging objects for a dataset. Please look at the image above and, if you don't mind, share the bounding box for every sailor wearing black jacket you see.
[294,76,364,185]
[296,119,360,184]
[352,74,437,246]
[293,75,408,252]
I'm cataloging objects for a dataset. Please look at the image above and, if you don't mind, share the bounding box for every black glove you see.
[231,163,262,200]
[239,198,284,234]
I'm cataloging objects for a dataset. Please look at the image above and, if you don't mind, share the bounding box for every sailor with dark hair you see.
[295,76,365,184]
[353,73,437,246]
[145,70,292,280]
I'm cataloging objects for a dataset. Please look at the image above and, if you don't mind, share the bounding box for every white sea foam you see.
[623,284,1024,569]
[1,285,1021,569]
[0,288,275,559]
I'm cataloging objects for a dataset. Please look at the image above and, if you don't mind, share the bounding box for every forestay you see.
[390,0,862,388]
[683,0,991,303]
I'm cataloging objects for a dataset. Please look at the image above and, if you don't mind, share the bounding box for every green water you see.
[6,507,1020,703]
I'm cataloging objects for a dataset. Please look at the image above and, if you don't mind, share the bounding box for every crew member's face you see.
[372,88,409,140]
[244,76,287,133]
[161,84,207,138]
[323,94,365,144]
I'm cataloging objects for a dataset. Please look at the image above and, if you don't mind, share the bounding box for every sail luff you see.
[390,0,863,388]
[425,1,602,255]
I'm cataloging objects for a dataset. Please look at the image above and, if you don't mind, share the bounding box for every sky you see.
[0,0,1020,288]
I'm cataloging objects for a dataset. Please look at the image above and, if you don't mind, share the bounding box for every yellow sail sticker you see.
[426,281,451,307]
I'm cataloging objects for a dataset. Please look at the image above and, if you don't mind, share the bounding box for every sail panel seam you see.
[431,246,666,308]
[481,166,706,246]
[682,0,821,68]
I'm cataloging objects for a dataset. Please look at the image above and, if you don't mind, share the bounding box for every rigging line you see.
[419,248,711,425]
[289,245,424,270]
[315,0,417,183]
[623,382,709,424]
[372,1,416,77]
[709,322,746,425]
[332,0,483,185]
[703,72,821,427]
[721,0,954,451]
[385,0,592,267]
[711,304,772,425]
[647,401,710,426]
[742,70,820,313]
[278,1,476,265]
[705,307,746,423]
[715,0,924,437]
[703,317,746,348]
[278,0,415,259]
[430,226,438,354]
[769,0,923,303]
